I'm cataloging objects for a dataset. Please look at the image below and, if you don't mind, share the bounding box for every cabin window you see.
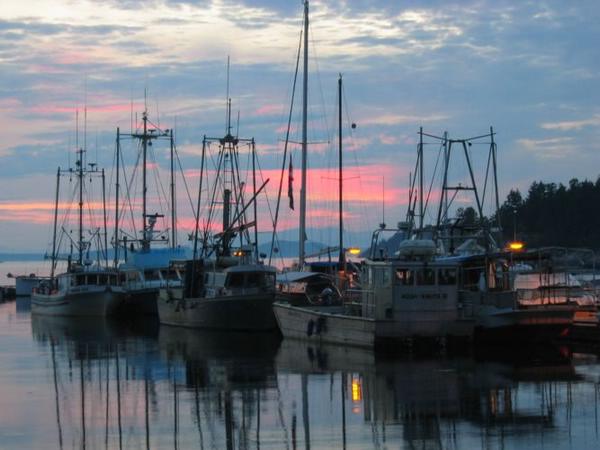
[246,272,261,288]
[416,268,435,285]
[227,272,245,288]
[125,271,137,282]
[145,270,160,281]
[395,269,414,285]
[161,269,179,281]
[438,268,457,285]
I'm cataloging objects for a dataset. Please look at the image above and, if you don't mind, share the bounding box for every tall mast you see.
[252,138,258,261]
[50,167,61,279]
[170,129,176,248]
[142,109,148,250]
[299,0,309,267]
[77,147,84,265]
[338,74,344,266]
[114,128,120,267]
[418,127,424,232]
[102,168,108,267]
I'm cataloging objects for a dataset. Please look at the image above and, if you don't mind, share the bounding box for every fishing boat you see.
[157,95,277,331]
[31,148,125,316]
[113,109,187,315]
[276,125,574,347]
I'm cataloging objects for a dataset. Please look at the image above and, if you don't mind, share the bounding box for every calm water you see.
[3,299,600,450]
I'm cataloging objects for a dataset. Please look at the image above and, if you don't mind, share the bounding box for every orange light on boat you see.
[347,247,361,256]
[351,377,362,401]
[507,241,524,251]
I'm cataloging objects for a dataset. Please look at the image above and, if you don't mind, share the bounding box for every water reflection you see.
[275,340,599,450]
[18,308,600,450]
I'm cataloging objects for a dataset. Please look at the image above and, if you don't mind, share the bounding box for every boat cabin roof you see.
[276,271,331,283]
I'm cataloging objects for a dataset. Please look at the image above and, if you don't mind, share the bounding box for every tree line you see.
[496,178,600,249]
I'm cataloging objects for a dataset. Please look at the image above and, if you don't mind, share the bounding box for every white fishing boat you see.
[158,91,277,331]
[32,267,124,316]
[32,147,125,316]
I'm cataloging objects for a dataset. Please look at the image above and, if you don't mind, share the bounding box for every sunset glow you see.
[0,0,598,251]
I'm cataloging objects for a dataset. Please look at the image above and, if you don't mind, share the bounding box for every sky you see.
[0,0,599,252]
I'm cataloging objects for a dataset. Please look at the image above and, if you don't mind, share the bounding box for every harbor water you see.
[3,297,600,450]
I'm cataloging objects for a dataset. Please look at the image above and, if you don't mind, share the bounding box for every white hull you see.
[31,286,124,317]
[273,302,376,348]
[158,292,277,331]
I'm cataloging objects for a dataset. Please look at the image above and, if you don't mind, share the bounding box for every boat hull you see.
[475,306,574,342]
[31,287,124,317]
[273,302,376,348]
[121,287,159,316]
[158,292,278,331]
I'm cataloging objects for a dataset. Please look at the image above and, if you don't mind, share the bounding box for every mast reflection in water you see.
[2,300,600,449]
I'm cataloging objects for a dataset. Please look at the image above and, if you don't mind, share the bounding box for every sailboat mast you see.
[50,167,61,279]
[252,138,258,260]
[102,168,108,267]
[78,148,84,265]
[338,74,344,266]
[142,110,148,250]
[418,127,424,232]
[114,128,120,267]
[299,0,309,267]
[170,129,177,248]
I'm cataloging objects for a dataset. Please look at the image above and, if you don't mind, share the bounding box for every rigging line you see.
[232,143,251,246]
[230,144,246,247]
[121,141,143,242]
[269,27,303,264]
[148,143,170,230]
[255,152,286,266]
[481,143,493,211]
[203,144,225,255]
[174,144,196,223]
[424,141,444,222]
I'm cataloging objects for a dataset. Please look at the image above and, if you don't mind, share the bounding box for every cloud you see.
[516,136,575,159]
[540,114,600,131]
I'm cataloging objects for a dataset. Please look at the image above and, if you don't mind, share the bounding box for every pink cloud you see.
[255,104,282,116]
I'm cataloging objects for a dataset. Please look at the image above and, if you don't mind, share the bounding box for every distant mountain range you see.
[0,253,46,262]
